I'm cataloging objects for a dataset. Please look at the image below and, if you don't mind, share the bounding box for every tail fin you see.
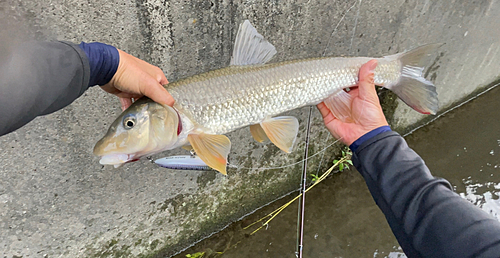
[385,44,443,115]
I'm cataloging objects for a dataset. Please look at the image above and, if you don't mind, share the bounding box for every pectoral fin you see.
[260,116,299,153]
[250,124,269,143]
[187,134,231,175]
[324,90,353,123]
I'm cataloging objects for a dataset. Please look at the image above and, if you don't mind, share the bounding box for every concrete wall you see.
[1,0,499,257]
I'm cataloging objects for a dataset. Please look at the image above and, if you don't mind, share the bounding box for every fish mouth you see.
[98,154,138,167]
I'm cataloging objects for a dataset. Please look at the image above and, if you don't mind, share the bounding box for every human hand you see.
[317,60,389,146]
[100,49,175,111]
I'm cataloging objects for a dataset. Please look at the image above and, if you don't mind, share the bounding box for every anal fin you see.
[260,116,299,153]
[324,90,353,123]
[187,134,231,175]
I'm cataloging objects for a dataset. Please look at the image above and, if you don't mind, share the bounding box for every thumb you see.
[357,59,378,102]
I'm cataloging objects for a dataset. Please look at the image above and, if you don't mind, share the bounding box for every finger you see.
[148,67,168,85]
[143,64,168,85]
[317,104,345,138]
[316,103,336,125]
[130,55,169,85]
[114,92,142,99]
[120,98,133,111]
[157,71,169,85]
[357,59,378,102]
[327,118,344,140]
[120,97,133,111]
[346,87,359,97]
[140,77,176,106]
[316,102,330,119]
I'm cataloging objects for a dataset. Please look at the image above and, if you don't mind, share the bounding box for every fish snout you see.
[93,136,111,157]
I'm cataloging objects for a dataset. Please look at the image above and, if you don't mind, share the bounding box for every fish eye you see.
[123,115,136,129]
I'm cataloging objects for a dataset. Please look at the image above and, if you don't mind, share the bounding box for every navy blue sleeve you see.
[352,131,500,258]
[78,42,119,86]
[349,125,392,152]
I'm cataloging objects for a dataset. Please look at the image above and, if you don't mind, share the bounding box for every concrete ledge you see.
[1,0,500,257]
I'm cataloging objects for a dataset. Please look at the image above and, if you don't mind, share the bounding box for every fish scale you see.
[167,57,400,135]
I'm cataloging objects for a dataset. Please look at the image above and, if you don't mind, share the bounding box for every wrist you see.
[79,42,120,87]
[349,125,392,152]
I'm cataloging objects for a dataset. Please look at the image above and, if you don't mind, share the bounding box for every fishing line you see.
[230,3,362,256]
[317,0,358,172]
[226,137,341,170]
[349,0,363,55]
[295,3,360,255]
[314,133,331,176]
[322,1,358,57]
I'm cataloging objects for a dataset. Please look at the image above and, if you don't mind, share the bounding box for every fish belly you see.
[168,57,400,135]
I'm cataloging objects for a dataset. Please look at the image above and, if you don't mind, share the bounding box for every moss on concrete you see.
[86,239,132,258]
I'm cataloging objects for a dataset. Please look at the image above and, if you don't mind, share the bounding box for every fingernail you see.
[163,98,175,107]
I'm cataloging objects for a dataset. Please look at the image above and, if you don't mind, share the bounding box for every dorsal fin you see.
[230,20,277,66]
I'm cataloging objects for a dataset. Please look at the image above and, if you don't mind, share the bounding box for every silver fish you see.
[94,20,440,174]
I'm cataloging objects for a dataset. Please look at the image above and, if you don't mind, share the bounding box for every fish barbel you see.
[94,20,440,174]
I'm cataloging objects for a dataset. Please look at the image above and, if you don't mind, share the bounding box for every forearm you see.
[0,41,90,135]
[353,131,500,257]
[0,41,119,136]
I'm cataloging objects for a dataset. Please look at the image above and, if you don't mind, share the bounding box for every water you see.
[173,85,500,258]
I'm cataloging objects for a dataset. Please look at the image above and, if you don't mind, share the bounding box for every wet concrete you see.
[174,85,500,258]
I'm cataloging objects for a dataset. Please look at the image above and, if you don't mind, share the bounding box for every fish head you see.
[93,99,179,166]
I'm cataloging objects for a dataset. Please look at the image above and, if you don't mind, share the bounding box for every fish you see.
[94,20,440,174]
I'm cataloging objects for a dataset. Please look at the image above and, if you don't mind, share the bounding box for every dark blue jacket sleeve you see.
[352,131,500,258]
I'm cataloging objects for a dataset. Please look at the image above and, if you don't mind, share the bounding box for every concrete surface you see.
[0,0,499,257]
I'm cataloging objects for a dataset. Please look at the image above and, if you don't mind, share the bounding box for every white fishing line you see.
[227,138,342,170]
[314,133,331,175]
[322,1,358,57]
[313,0,358,174]
[349,0,363,55]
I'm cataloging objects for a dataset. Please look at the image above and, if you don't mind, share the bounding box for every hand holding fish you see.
[317,60,389,146]
[100,49,175,111]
